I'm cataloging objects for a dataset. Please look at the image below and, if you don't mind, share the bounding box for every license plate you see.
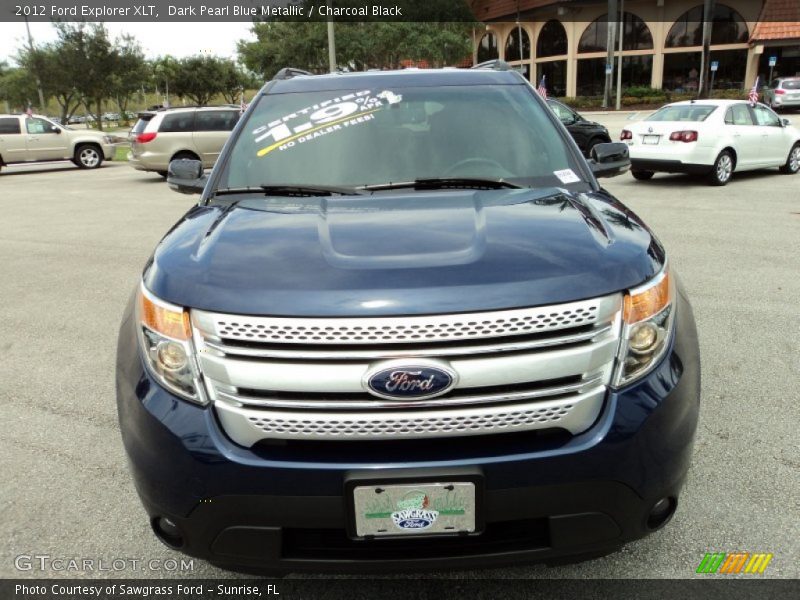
[352,481,476,537]
[642,134,660,145]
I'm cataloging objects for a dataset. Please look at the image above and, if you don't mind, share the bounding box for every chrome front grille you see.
[208,301,601,345]
[215,389,603,445]
[191,295,622,446]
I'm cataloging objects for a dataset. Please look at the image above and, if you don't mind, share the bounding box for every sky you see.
[0,22,256,65]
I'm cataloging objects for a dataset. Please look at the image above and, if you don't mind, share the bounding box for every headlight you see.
[136,284,207,404]
[612,265,676,387]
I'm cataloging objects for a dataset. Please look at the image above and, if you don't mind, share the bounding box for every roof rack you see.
[273,67,313,80]
[472,59,512,71]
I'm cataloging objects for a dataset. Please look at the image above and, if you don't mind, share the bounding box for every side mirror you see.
[782,118,791,127]
[167,159,207,195]
[589,142,631,178]
[51,126,61,134]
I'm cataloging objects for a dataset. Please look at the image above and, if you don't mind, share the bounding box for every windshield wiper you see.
[211,184,363,199]
[359,178,524,192]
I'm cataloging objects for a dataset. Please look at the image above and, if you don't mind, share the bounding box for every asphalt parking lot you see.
[1,132,798,580]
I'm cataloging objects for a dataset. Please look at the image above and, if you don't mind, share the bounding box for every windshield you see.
[218,84,589,191]
[647,104,717,122]
[782,79,800,90]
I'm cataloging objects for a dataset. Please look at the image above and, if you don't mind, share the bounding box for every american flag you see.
[240,90,248,115]
[748,77,759,105]
[536,75,547,99]
[25,105,33,117]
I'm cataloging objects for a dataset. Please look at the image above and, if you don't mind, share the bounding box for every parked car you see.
[762,77,800,111]
[0,114,114,172]
[103,112,121,122]
[117,66,700,575]
[621,100,800,185]
[128,106,241,177]
[547,98,611,156]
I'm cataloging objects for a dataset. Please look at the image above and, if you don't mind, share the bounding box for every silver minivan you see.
[128,106,241,177]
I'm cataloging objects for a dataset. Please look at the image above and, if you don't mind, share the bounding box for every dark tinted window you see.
[537,20,567,58]
[505,27,530,62]
[579,12,653,53]
[0,117,21,134]
[159,112,195,133]
[195,110,239,132]
[666,4,748,47]
[477,33,498,63]
[131,116,153,134]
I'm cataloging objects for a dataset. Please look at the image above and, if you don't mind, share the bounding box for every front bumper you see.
[116,291,700,573]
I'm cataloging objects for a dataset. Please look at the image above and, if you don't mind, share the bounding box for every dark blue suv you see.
[116,66,700,574]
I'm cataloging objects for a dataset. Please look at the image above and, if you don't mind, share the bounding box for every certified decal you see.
[252,89,402,157]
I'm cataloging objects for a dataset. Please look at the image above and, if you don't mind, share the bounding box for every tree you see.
[17,46,81,122]
[110,35,148,120]
[50,23,119,130]
[150,55,179,107]
[171,56,228,105]
[238,22,474,79]
[0,67,39,111]
[219,61,256,104]
[238,22,328,80]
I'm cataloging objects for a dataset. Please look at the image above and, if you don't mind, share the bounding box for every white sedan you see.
[621,100,800,185]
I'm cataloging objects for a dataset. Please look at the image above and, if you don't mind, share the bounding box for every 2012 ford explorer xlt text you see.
[116,66,701,574]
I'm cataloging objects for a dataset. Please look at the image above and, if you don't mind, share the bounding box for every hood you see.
[144,188,665,317]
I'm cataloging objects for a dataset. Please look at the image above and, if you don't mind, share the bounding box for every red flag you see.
[748,77,759,105]
[537,75,547,100]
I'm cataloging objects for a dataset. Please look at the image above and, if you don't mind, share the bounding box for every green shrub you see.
[623,86,662,99]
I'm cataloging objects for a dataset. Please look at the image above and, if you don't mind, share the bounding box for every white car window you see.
[724,104,754,126]
[752,105,781,127]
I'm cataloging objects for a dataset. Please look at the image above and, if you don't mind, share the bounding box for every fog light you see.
[629,322,658,354]
[153,516,184,547]
[156,341,187,371]
[646,497,676,530]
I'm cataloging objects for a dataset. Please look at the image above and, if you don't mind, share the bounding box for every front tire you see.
[779,143,800,174]
[708,150,734,186]
[632,170,655,181]
[74,144,103,169]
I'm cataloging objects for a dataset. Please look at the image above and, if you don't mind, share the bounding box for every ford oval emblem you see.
[364,360,458,401]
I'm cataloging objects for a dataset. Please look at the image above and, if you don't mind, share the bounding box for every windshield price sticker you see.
[554,168,581,184]
[252,90,402,157]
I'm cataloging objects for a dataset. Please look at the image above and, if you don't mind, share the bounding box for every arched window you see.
[505,27,531,62]
[578,12,653,53]
[477,32,498,63]
[665,4,748,48]
[537,20,567,58]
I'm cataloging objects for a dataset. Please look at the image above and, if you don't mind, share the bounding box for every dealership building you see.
[469,0,800,97]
